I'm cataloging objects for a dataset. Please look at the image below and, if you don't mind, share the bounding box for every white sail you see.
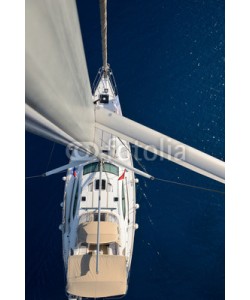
[95,107,225,183]
[26,104,76,146]
[26,0,95,144]
[25,0,225,185]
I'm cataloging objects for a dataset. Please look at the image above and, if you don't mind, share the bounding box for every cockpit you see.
[75,212,121,256]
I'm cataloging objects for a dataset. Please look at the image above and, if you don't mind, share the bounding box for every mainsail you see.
[26,0,95,147]
[25,0,225,184]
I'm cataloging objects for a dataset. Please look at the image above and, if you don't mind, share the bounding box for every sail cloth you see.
[67,254,127,298]
[25,104,78,147]
[25,0,95,147]
[25,0,225,184]
[95,107,225,184]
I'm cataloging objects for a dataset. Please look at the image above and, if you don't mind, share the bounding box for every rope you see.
[153,177,225,194]
[26,142,56,180]
[99,0,108,74]
[45,142,55,172]
[118,137,148,173]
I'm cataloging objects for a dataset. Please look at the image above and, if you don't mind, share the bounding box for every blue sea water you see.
[26,0,225,299]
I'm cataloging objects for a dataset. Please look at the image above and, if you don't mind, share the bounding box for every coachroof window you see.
[83,162,119,176]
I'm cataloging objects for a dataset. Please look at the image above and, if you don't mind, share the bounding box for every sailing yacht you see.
[62,67,138,299]
[25,0,225,299]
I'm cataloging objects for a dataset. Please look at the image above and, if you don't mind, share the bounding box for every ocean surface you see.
[26,0,225,299]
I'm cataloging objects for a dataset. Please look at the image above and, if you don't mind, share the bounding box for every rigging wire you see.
[118,137,147,172]
[26,141,56,180]
[153,177,225,194]
[118,138,224,195]
[25,160,225,194]
[26,135,225,194]
[45,142,56,172]
[25,141,95,180]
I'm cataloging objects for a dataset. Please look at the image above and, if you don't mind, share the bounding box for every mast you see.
[96,159,103,274]
[99,0,108,76]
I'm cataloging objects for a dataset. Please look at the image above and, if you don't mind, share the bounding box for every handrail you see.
[96,160,103,274]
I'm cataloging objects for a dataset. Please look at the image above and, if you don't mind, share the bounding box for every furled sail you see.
[25,0,95,146]
[95,107,225,183]
[99,0,108,74]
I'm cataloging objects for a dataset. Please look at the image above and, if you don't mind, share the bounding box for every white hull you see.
[61,69,138,299]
